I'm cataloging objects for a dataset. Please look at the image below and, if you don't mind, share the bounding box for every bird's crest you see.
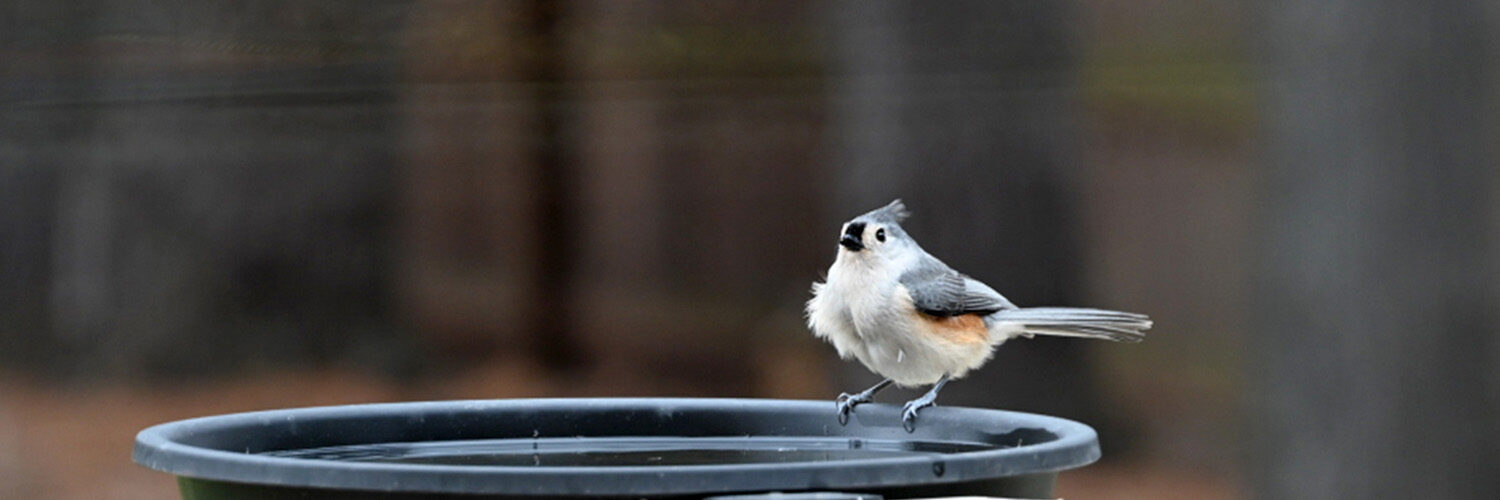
[861,199,910,224]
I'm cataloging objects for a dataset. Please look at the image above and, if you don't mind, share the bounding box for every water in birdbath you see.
[262,436,994,466]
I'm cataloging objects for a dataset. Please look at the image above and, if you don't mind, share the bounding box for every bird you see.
[806,199,1150,431]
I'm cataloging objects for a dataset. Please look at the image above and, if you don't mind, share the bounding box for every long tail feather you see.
[992,307,1151,343]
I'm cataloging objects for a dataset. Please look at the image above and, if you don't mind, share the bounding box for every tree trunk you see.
[1253,1,1500,497]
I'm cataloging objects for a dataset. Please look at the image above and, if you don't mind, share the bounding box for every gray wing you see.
[900,260,1015,317]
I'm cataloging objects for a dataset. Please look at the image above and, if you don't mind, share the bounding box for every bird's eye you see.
[875,228,886,242]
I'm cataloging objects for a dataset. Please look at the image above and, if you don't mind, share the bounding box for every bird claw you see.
[833,379,895,426]
[834,392,861,425]
[901,398,935,433]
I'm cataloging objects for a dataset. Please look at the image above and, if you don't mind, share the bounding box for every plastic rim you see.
[134,398,1100,496]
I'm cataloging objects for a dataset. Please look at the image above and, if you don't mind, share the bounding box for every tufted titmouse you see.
[806,199,1151,431]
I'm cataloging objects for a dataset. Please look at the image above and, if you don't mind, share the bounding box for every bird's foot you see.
[833,379,893,425]
[900,375,950,432]
[835,391,872,425]
[900,396,937,432]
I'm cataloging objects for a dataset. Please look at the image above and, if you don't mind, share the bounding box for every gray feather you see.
[991,307,1152,342]
[901,259,1015,317]
[861,199,910,224]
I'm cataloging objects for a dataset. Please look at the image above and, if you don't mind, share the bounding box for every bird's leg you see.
[901,374,951,432]
[835,378,893,425]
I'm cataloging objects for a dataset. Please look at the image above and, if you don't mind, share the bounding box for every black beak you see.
[840,222,865,251]
[840,233,864,251]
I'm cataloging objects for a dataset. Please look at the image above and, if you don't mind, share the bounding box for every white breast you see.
[805,258,885,362]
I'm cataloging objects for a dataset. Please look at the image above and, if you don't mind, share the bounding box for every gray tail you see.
[992,307,1151,343]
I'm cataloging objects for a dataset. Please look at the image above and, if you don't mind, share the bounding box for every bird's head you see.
[837,199,915,260]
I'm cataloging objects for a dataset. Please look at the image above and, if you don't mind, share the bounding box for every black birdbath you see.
[134,398,1103,499]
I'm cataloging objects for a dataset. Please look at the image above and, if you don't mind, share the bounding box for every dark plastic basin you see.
[133,398,1101,499]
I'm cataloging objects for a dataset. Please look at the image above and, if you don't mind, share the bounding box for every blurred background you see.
[1,1,1496,499]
